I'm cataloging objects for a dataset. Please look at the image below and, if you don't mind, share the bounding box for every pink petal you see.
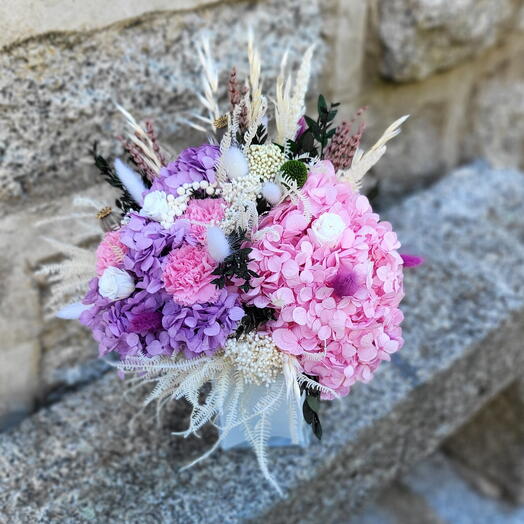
[293,307,308,325]
[272,328,301,354]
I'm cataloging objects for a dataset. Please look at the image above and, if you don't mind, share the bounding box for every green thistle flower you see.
[281,160,308,188]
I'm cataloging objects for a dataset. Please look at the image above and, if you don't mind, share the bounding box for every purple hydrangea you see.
[80,283,174,359]
[162,289,244,358]
[119,213,191,294]
[151,144,220,193]
[81,281,244,360]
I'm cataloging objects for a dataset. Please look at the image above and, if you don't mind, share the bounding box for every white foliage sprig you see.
[339,115,409,190]
[115,352,334,494]
[274,45,315,145]
[116,104,164,175]
[247,29,263,127]
[191,36,221,134]
[277,173,313,222]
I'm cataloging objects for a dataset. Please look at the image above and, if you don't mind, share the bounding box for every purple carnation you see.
[151,144,220,193]
[119,213,190,294]
[162,289,244,358]
[80,285,173,359]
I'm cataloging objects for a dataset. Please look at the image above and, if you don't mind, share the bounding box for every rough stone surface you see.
[0,0,218,48]
[1,164,523,522]
[4,0,524,485]
[465,66,524,170]
[0,0,323,210]
[443,382,524,504]
[0,184,109,419]
[355,452,524,524]
[378,0,523,81]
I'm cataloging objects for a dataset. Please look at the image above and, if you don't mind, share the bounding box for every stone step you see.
[1,163,524,523]
[354,452,524,524]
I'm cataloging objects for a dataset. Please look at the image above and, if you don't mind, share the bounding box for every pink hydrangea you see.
[162,245,219,306]
[182,198,227,243]
[95,230,127,276]
[247,160,404,398]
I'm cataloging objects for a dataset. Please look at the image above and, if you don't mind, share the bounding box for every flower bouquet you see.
[46,35,419,493]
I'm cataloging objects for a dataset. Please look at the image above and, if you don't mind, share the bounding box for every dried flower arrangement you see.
[44,33,422,494]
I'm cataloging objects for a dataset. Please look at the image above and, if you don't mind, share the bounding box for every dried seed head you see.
[96,207,120,232]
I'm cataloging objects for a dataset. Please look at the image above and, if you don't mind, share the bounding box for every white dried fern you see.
[277,174,313,222]
[36,198,103,317]
[115,351,335,494]
[339,115,409,190]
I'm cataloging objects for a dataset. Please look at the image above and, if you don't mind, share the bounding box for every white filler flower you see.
[311,212,346,247]
[98,267,135,301]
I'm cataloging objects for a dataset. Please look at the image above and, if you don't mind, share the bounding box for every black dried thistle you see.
[284,94,340,160]
[90,142,140,216]
[301,376,323,440]
[236,305,275,337]
[211,230,259,293]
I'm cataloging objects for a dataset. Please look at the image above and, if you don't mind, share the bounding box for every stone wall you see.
[1,0,524,425]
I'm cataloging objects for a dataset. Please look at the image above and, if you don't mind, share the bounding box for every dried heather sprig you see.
[228,67,242,108]
[145,121,166,166]
[325,110,367,171]
[116,104,164,181]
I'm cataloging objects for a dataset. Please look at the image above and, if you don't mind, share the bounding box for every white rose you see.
[99,267,135,301]
[140,191,171,222]
[311,212,346,247]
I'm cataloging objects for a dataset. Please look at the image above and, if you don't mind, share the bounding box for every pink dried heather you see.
[325,110,366,171]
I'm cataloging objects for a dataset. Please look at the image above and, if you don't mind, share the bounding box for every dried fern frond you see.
[243,95,268,151]
[36,239,96,317]
[115,351,334,495]
[277,174,313,222]
[339,115,409,190]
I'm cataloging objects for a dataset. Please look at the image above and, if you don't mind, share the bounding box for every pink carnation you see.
[182,198,226,243]
[95,231,127,276]
[162,245,219,306]
[247,160,404,398]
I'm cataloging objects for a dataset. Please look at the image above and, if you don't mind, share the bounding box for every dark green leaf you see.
[327,110,338,121]
[302,400,315,424]
[317,94,328,115]
[304,116,321,137]
[312,415,323,440]
[306,395,320,413]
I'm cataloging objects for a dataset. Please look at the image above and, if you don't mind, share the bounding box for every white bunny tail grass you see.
[206,226,231,262]
[114,158,147,206]
[220,147,249,180]
[261,181,282,206]
[339,115,409,190]
[55,302,92,320]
